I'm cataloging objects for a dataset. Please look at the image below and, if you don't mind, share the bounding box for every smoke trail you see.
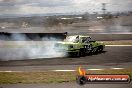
[0,34,66,61]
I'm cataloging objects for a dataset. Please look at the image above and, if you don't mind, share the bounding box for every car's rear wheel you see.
[75,51,80,57]
[68,51,80,57]
[84,44,92,54]
[79,48,86,56]
[98,45,104,52]
[92,47,98,53]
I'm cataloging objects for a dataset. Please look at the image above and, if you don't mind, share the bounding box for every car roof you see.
[68,35,90,38]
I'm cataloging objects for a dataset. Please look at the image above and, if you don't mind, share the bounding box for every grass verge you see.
[0,68,132,84]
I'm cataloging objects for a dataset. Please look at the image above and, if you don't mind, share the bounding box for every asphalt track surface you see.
[0,46,132,71]
[0,46,132,88]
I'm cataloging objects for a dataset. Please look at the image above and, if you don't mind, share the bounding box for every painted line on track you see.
[50,68,125,72]
[106,45,132,46]
[51,68,125,72]
[111,68,124,70]
[51,70,76,72]
[0,71,23,72]
[0,68,125,72]
[87,69,104,71]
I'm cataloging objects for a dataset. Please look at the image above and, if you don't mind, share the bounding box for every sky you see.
[0,0,132,15]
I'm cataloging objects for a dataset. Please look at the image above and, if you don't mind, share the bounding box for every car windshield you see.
[65,36,79,43]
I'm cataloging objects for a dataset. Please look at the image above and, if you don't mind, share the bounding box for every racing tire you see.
[68,51,80,57]
[92,47,98,53]
[85,44,92,54]
[75,51,80,57]
[79,48,86,56]
[99,45,104,52]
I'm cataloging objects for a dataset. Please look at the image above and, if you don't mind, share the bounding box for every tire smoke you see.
[0,34,66,61]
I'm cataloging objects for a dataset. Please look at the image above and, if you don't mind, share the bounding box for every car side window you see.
[82,37,91,43]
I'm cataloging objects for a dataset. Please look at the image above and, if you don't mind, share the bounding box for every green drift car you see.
[55,35,105,56]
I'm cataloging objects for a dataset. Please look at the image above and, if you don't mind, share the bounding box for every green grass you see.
[0,71,76,84]
[0,68,132,84]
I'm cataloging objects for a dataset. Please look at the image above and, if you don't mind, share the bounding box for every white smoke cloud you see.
[0,34,66,61]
